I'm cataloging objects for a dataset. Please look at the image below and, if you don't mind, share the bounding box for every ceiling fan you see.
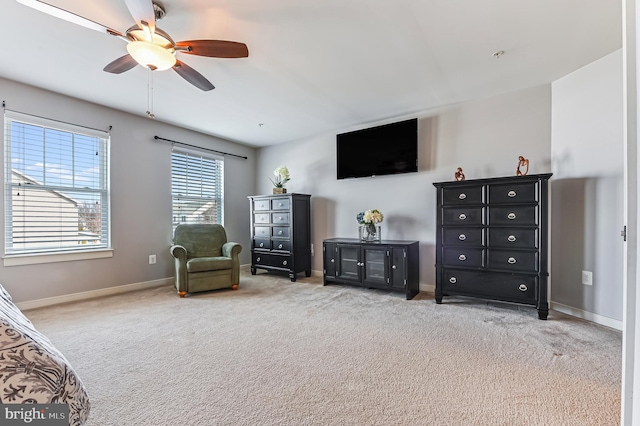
[16,0,249,91]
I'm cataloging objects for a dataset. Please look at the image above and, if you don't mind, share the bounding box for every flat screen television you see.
[336,118,418,180]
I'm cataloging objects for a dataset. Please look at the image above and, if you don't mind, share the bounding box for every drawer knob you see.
[508,190,517,198]
[519,284,528,291]
[256,257,261,262]
[449,277,457,284]
[330,259,335,263]
[283,260,288,266]
[458,254,467,261]
[459,193,466,200]
[278,230,283,235]
[392,265,397,269]
[458,234,466,241]
[278,203,283,206]
[507,235,517,242]
[508,257,517,264]
[259,242,264,247]
[278,244,283,249]
[507,212,516,220]
[459,213,467,220]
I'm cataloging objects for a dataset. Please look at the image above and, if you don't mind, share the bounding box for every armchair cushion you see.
[187,257,233,273]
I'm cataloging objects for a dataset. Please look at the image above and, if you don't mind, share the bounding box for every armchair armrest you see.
[170,245,188,293]
[222,242,242,286]
[170,244,187,260]
[222,242,242,259]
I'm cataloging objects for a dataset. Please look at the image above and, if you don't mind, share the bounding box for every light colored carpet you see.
[24,271,621,426]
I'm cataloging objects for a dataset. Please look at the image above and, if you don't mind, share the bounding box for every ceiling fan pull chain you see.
[146,69,155,119]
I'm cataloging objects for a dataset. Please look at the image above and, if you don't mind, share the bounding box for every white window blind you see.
[171,148,224,228]
[4,111,110,255]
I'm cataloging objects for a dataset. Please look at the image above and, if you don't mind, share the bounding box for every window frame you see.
[3,110,112,265]
[171,147,224,230]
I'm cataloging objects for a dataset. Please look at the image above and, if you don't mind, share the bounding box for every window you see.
[4,111,110,256]
[171,148,224,228]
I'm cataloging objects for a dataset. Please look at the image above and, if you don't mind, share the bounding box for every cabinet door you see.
[362,246,388,286]
[389,247,406,290]
[337,244,361,283]
[323,243,336,277]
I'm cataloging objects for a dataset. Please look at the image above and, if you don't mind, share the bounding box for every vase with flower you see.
[269,165,291,194]
[356,209,383,242]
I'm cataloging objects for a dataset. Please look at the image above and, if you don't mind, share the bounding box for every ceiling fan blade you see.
[175,40,249,58]
[173,60,215,91]
[16,0,126,39]
[103,54,138,74]
[124,0,156,35]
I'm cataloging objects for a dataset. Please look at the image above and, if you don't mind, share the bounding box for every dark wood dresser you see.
[248,193,311,281]
[433,173,552,319]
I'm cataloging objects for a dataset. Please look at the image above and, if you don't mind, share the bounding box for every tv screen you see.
[336,118,418,180]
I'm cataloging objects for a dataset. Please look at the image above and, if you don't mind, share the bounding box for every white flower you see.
[274,166,290,180]
[270,165,291,187]
[358,209,384,224]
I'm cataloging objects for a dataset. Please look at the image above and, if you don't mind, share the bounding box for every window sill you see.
[3,249,114,267]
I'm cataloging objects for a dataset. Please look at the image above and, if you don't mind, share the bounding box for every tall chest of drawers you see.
[433,174,552,319]
[248,193,311,282]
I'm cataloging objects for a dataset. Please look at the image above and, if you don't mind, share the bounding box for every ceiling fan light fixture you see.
[126,41,176,71]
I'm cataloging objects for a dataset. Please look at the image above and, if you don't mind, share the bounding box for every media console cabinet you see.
[433,173,552,319]
[322,238,419,299]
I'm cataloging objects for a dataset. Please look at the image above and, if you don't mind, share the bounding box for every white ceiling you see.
[0,0,622,147]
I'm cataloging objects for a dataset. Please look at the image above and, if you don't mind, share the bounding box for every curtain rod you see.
[3,104,112,134]
[154,136,248,160]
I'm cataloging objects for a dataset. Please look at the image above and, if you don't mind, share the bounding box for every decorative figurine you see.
[454,167,465,181]
[516,156,529,176]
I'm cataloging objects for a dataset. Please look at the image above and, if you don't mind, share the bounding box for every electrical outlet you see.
[582,270,593,286]
[149,254,156,265]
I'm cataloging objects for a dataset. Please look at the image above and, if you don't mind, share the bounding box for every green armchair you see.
[170,224,242,297]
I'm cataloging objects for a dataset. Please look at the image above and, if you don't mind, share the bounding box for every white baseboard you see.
[18,278,173,312]
[420,283,435,293]
[551,301,623,331]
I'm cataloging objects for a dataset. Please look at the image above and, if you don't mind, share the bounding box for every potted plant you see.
[356,209,384,241]
[270,165,291,194]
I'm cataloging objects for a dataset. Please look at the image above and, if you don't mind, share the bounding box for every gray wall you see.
[550,49,624,321]
[0,77,256,303]
[256,85,552,287]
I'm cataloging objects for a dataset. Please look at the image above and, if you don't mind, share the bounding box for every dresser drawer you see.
[442,207,484,226]
[443,228,483,246]
[488,228,538,249]
[254,199,270,211]
[272,226,291,238]
[271,198,290,210]
[487,249,538,272]
[272,212,290,225]
[443,269,537,303]
[442,186,483,205]
[489,206,537,226]
[272,240,291,252]
[253,213,270,224]
[253,238,271,250]
[254,226,270,238]
[443,248,484,267]
[489,182,537,204]
[253,252,291,269]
